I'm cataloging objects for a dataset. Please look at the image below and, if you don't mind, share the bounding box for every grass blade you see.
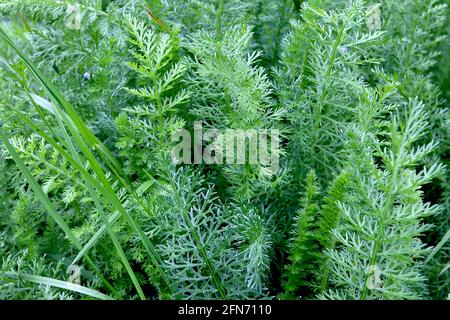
[0,126,119,298]
[2,272,113,300]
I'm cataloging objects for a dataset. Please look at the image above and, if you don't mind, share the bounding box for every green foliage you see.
[281,171,321,299]
[0,0,448,300]
[141,168,270,298]
[321,100,442,299]
[277,0,385,187]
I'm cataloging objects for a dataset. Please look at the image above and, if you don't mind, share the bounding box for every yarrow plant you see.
[0,0,448,300]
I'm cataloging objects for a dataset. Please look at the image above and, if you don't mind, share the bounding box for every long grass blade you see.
[425,228,450,264]
[0,126,119,298]
[439,262,450,276]
[2,272,113,300]
[0,26,172,294]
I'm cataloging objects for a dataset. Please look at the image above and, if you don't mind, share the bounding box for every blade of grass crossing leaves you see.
[55,118,147,300]
[2,272,113,300]
[0,127,120,298]
[5,59,146,300]
[440,262,450,276]
[0,27,172,294]
[10,111,155,275]
[426,228,450,264]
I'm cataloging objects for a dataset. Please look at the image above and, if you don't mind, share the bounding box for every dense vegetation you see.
[0,0,448,300]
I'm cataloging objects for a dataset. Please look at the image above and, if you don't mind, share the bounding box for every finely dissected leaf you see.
[426,228,450,264]
[0,26,170,298]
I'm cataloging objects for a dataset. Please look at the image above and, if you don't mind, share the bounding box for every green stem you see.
[169,177,227,299]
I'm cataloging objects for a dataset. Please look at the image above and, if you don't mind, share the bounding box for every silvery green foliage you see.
[179,10,278,285]
[185,26,275,130]
[376,0,448,158]
[276,0,448,300]
[0,0,448,300]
